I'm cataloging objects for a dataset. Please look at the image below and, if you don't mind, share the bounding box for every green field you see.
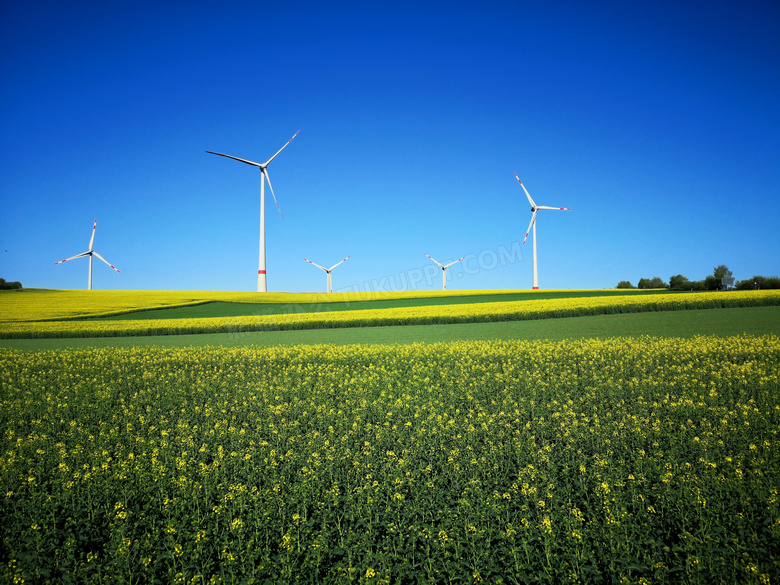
[2,305,778,350]
[2,289,779,583]
[86,290,684,321]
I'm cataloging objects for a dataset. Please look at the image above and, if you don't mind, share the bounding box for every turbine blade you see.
[514,172,537,208]
[523,211,537,245]
[88,219,97,251]
[263,130,300,166]
[304,258,328,272]
[328,256,351,271]
[536,205,571,211]
[54,251,90,265]
[93,251,121,273]
[263,171,284,219]
[443,256,466,269]
[206,151,263,168]
[424,253,444,268]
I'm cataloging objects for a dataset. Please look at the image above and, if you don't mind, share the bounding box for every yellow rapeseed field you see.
[1,289,778,338]
[1,336,778,582]
[0,289,534,323]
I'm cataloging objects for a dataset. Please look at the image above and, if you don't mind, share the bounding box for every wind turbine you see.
[207,130,299,292]
[304,256,350,293]
[514,173,571,290]
[54,219,120,290]
[424,253,465,290]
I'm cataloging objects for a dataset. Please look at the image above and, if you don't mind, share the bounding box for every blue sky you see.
[1,0,778,292]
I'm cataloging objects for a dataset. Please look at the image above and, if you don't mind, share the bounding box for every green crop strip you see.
[87,290,688,321]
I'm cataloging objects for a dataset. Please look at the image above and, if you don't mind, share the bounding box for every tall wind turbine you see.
[207,130,299,292]
[514,173,571,290]
[424,253,465,290]
[54,219,120,290]
[304,256,350,293]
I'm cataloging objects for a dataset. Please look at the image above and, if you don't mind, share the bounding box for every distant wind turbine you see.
[424,253,465,290]
[514,173,571,290]
[54,219,120,290]
[304,256,350,293]
[207,130,299,292]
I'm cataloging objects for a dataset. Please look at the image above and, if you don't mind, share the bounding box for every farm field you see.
[0,305,778,351]
[0,288,686,323]
[1,336,779,583]
[1,289,778,339]
[1,289,779,583]
[86,290,686,321]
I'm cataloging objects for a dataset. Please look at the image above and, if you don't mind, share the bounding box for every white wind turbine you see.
[54,219,120,290]
[207,130,299,292]
[424,253,465,290]
[514,173,571,290]
[304,256,350,293]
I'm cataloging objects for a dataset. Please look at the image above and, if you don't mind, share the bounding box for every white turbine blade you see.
[206,151,263,168]
[424,253,444,268]
[304,258,328,272]
[88,219,97,251]
[263,170,284,219]
[522,210,537,245]
[514,172,537,208]
[263,130,300,166]
[93,251,121,273]
[328,256,351,272]
[443,256,466,269]
[54,251,90,265]
[537,205,572,211]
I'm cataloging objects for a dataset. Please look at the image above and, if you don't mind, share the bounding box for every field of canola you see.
[2,289,779,339]
[2,336,779,584]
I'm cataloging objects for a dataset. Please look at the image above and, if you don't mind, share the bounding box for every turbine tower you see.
[514,173,571,290]
[304,256,350,293]
[424,253,465,290]
[207,130,299,292]
[54,219,120,290]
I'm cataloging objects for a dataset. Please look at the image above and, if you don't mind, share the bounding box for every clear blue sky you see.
[2,0,778,292]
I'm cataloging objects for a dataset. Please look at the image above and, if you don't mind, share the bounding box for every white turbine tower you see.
[304,256,350,293]
[514,173,571,290]
[207,130,299,292]
[424,253,465,290]
[54,219,120,290]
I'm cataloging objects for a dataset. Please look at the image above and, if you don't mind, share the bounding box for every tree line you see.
[617,265,780,290]
[0,278,22,290]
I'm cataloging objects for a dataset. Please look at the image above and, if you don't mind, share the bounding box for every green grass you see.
[3,305,777,350]
[85,289,684,320]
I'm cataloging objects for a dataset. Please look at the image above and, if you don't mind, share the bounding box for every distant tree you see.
[736,275,765,290]
[736,275,780,290]
[616,280,635,289]
[0,278,22,290]
[638,277,666,289]
[689,280,706,291]
[668,274,691,290]
[713,265,733,290]
[704,275,719,291]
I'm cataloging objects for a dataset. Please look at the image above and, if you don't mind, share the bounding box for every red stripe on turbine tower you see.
[258,270,266,275]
